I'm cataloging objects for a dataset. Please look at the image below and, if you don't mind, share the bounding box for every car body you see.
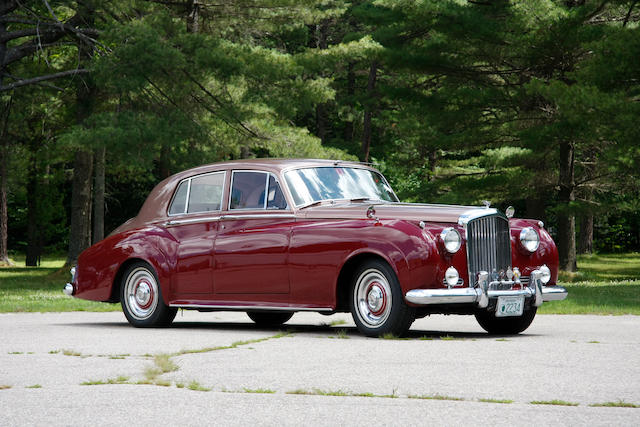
[64,159,567,336]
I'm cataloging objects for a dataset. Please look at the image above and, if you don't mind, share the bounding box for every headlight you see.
[440,227,462,253]
[519,227,540,252]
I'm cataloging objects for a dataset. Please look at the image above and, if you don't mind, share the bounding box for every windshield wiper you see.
[350,197,371,203]
[298,200,327,210]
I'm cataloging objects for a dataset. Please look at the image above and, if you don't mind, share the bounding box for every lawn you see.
[1,253,639,314]
[0,255,118,313]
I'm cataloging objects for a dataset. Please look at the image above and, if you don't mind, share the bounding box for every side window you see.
[187,173,224,213]
[168,180,189,215]
[267,175,288,210]
[230,171,288,210]
[230,171,267,210]
[168,172,224,215]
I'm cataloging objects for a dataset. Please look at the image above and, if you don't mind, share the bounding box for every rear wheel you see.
[247,311,293,327]
[349,260,414,337]
[475,307,537,335]
[120,262,177,328]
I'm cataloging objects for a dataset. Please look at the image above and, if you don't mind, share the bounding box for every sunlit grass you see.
[539,253,640,315]
[0,255,118,313]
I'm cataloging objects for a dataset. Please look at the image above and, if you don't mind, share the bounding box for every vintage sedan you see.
[64,159,567,336]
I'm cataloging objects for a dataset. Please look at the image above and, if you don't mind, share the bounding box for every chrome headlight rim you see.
[440,227,462,253]
[519,227,540,253]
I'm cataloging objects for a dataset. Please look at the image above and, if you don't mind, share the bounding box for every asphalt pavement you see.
[1,311,639,425]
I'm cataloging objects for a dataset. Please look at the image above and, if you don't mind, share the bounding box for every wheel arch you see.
[109,257,164,303]
[335,252,397,312]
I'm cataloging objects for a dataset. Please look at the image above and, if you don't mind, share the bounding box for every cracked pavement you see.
[1,311,639,425]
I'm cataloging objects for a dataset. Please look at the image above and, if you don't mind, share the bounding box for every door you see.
[166,171,225,295]
[214,171,293,294]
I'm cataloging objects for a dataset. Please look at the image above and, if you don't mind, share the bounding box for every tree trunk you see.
[0,126,9,265]
[361,61,378,163]
[67,150,93,265]
[0,20,13,266]
[186,0,200,33]
[558,140,577,271]
[578,214,593,254]
[526,198,547,224]
[66,0,96,266]
[92,145,105,244]
[26,141,40,266]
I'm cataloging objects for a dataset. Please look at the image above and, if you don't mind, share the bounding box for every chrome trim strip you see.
[168,303,333,312]
[165,216,222,226]
[221,214,296,220]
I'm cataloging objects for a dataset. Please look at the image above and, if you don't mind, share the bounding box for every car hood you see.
[298,202,487,223]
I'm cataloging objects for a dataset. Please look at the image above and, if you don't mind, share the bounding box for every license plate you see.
[495,296,524,317]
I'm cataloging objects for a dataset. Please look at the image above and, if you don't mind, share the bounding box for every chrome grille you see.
[465,214,512,286]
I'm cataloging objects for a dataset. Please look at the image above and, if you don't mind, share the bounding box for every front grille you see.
[465,214,512,286]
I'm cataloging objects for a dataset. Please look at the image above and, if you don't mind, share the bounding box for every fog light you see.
[539,264,551,284]
[445,266,460,287]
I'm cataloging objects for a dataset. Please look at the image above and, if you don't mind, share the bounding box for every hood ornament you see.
[482,200,491,209]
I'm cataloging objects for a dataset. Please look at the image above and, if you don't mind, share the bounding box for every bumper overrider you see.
[63,267,76,296]
[405,268,568,308]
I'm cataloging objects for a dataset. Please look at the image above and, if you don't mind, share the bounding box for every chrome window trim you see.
[165,216,223,226]
[167,170,226,217]
[282,165,399,209]
[221,214,295,221]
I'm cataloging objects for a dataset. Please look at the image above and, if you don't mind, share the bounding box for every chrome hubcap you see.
[135,281,152,308]
[355,269,392,327]
[125,268,158,320]
[367,284,385,314]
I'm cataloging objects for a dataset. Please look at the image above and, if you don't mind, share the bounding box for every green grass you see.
[478,398,513,404]
[0,255,118,313]
[2,253,639,314]
[589,400,639,408]
[530,399,579,407]
[408,394,464,401]
[539,253,640,315]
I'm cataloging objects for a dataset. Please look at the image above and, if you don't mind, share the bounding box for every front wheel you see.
[349,260,415,337]
[120,262,177,328]
[475,307,537,335]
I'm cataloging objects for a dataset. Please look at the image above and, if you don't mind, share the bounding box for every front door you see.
[214,171,292,294]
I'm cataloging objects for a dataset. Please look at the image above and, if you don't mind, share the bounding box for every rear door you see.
[166,171,225,295]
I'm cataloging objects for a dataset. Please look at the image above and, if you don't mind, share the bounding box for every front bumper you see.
[405,269,567,308]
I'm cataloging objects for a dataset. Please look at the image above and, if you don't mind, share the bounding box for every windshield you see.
[284,166,398,207]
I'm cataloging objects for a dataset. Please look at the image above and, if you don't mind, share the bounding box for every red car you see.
[64,159,567,336]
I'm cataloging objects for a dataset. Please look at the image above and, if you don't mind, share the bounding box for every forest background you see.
[0,0,639,272]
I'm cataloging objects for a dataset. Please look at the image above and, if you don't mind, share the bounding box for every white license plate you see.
[495,296,524,317]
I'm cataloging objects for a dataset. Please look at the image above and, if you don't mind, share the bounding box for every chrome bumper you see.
[405,269,567,308]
